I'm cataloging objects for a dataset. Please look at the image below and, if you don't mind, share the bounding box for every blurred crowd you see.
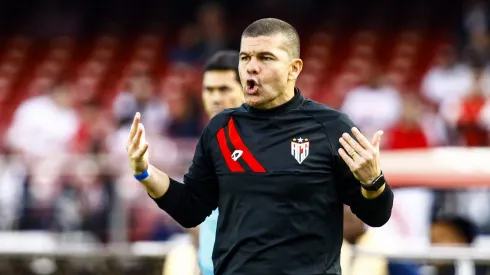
[0,0,489,274]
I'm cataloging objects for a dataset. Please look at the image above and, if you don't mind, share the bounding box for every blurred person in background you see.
[2,79,80,231]
[342,205,421,275]
[108,72,170,162]
[439,64,490,146]
[163,50,244,275]
[73,99,115,154]
[4,79,79,159]
[112,72,169,135]
[430,215,488,275]
[163,90,203,138]
[384,94,430,150]
[340,63,402,142]
[341,205,389,275]
[421,45,473,107]
[432,64,490,239]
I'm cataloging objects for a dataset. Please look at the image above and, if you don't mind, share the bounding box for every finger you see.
[351,127,374,151]
[127,112,141,145]
[341,133,369,159]
[339,137,363,162]
[131,123,144,150]
[132,142,149,159]
[338,148,358,171]
[371,130,384,150]
[140,123,146,144]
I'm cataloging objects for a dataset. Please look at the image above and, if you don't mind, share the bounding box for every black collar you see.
[245,88,304,116]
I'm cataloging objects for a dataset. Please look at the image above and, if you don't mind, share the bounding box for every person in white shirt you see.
[341,64,402,141]
[421,45,474,105]
[5,79,79,159]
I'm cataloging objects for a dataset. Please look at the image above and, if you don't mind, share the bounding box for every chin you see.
[245,94,264,107]
[245,98,261,107]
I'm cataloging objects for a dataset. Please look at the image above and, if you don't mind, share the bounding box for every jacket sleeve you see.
[326,113,394,227]
[151,126,219,228]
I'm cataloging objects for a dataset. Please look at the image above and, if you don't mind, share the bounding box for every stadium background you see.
[0,0,489,274]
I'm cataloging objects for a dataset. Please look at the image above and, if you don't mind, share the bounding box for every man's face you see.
[130,76,153,101]
[239,34,300,109]
[202,70,243,118]
[51,83,72,107]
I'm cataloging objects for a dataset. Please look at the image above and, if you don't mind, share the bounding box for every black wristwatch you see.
[360,172,386,191]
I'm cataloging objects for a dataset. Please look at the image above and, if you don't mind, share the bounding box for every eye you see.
[240,56,250,61]
[263,56,274,61]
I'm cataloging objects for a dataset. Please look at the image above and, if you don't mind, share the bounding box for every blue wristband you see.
[134,169,150,181]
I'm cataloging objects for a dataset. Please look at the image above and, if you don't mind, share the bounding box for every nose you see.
[246,58,260,75]
[209,91,222,103]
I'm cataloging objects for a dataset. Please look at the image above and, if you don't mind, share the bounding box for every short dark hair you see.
[242,18,300,58]
[433,216,478,244]
[204,50,240,82]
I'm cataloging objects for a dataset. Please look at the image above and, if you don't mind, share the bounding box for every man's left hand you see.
[338,127,383,185]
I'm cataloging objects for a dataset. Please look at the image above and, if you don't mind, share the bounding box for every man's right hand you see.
[126,112,150,175]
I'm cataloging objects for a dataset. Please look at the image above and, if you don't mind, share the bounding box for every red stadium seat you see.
[350,44,375,60]
[351,30,378,47]
[0,62,21,79]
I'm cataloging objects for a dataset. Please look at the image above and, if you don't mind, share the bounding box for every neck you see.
[257,85,295,110]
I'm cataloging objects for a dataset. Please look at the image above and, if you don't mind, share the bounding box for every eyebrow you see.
[239,51,277,57]
[203,85,230,90]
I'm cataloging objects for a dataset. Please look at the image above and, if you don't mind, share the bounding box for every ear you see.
[288,58,303,81]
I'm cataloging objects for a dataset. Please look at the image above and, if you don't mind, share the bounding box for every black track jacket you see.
[152,89,394,275]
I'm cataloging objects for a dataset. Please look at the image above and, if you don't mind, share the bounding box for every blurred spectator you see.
[430,216,488,275]
[71,76,100,105]
[73,100,115,154]
[112,73,169,134]
[431,216,477,246]
[164,91,203,138]
[340,64,402,141]
[0,150,27,230]
[4,79,79,159]
[440,65,490,146]
[384,94,430,150]
[341,205,387,275]
[481,98,490,132]
[421,45,473,106]
[341,205,420,275]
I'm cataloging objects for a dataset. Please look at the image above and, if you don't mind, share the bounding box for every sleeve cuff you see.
[360,183,393,209]
[150,178,184,211]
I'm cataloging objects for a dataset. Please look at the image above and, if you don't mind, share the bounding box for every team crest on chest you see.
[291,137,309,164]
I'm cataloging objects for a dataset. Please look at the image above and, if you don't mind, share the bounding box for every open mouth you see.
[246,79,259,94]
[247,79,257,89]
